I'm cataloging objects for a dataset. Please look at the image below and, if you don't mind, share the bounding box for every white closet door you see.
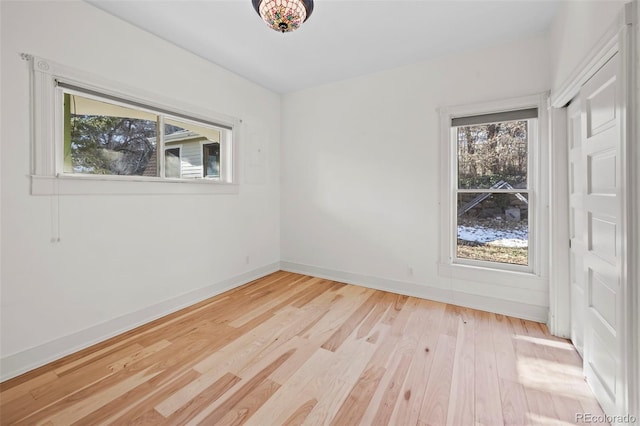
[580,52,625,417]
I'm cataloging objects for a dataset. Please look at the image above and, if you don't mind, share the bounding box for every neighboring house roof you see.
[146,130,204,146]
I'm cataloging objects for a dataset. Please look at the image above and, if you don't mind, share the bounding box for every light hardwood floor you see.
[0,271,605,425]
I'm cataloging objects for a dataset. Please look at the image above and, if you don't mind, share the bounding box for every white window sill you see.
[31,175,239,196]
[437,262,546,291]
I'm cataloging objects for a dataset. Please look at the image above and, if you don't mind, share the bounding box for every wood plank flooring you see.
[0,271,605,425]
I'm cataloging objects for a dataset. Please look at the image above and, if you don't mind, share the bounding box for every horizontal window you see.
[62,90,231,182]
[27,55,240,195]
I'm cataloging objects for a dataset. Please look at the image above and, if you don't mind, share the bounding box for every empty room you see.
[0,0,638,424]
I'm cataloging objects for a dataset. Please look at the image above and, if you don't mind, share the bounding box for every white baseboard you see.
[0,262,280,382]
[280,261,548,323]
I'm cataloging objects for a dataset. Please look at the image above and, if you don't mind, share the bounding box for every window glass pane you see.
[457,120,528,189]
[456,192,529,266]
[164,118,220,179]
[203,143,220,178]
[65,93,158,176]
[165,148,181,178]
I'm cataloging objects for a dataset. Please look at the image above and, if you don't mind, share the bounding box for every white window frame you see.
[438,93,549,288]
[28,55,240,195]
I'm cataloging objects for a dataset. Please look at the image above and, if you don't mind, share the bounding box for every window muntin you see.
[60,88,232,182]
[453,117,534,268]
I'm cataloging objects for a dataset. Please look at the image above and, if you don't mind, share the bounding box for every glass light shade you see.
[253,0,313,33]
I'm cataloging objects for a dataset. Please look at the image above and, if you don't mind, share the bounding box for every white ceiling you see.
[88,0,560,93]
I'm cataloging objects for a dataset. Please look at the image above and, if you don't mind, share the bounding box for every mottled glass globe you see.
[258,0,308,33]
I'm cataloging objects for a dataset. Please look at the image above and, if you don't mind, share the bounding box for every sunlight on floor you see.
[514,334,576,351]
[517,350,593,400]
[527,412,577,425]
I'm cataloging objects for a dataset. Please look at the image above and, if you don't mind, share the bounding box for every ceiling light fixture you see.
[252,0,314,33]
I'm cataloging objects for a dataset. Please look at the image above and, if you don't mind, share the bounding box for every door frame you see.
[548,1,638,419]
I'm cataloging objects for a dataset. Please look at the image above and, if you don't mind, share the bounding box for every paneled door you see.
[579,52,625,417]
[567,100,585,357]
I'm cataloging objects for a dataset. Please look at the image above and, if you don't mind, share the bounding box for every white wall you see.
[0,1,280,380]
[549,0,627,92]
[281,34,551,319]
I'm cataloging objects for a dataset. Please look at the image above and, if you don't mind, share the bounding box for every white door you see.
[579,52,625,417]
[567,100,585,357]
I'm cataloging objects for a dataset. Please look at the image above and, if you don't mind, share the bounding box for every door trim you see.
[548,105,570,338]
[550,8,629,108]
[627,1,639,418]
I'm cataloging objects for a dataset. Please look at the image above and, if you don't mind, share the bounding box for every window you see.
[62,88,231,182]
[164,147,181,178]
[64,92,159,176]
[28,56,239,195]
[439,95,546,276]
[203,143,220,178]
[455,112,533,267]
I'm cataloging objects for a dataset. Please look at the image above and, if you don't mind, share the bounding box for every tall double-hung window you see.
[440,95,546,276]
